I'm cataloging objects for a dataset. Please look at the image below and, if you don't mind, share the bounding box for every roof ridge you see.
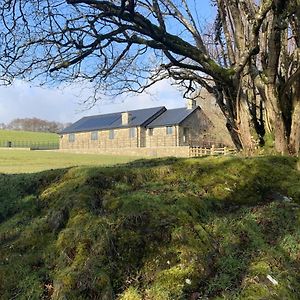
[146,106,199,128]
[81,106,166,119]
[60,106,167,134]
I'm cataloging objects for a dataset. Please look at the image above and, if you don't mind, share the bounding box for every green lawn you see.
[0,149,139,173]
[0,129,59,147]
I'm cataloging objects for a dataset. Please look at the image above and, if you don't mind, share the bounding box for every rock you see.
[265,191,292,202]
[47,208,68,232]
[190,292,201,300]
[267,274,278,286]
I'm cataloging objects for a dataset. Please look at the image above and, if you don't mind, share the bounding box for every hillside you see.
[0,156,300,299]
[0,129,59,147]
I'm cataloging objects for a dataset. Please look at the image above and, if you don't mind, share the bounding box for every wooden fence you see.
[189,145,236,157]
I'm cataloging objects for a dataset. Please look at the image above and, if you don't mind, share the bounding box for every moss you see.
[119,287,142,300]
[0,156,300,299]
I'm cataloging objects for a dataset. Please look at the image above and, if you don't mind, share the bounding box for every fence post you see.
[211,144,215,155]
[224,146,227,155]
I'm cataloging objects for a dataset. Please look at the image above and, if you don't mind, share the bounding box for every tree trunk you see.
[236,97,256,152]
[215,83,257,153]
[273,113,288,154]
[225,122,243,151]
[265,84,289,154]
[288,93,300,156]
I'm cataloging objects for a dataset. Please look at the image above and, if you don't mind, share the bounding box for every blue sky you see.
[0,0,216,124]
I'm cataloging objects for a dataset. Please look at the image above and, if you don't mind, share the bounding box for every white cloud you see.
[0,79,184,124]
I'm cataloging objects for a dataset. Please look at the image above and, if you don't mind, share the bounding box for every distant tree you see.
[7,119,23,131]
[0,1,299,154]
[7,118,66,133]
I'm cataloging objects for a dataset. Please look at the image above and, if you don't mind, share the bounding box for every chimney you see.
[187,99,197,110]
[121,111,131,125]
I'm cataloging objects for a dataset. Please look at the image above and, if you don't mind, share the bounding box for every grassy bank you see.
[0,156,299,299]
[0,129,59,143]
[0,149,139,173]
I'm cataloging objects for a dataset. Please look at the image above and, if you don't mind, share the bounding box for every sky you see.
[0,79,186,123]
[0,0,216,124]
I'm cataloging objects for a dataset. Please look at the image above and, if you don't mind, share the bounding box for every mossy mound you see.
[0,156,300,299]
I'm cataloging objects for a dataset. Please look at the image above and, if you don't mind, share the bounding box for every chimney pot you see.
[187,99,197,110]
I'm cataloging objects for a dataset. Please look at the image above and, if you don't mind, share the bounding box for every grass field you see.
[0,129,59,145]
[0,149,140,173]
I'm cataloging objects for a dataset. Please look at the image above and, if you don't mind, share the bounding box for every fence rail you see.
[189,145,236,157]
[0,140,59,150]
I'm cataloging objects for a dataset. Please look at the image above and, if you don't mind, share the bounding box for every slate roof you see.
[61,106,166,134]
[147,106,199,128]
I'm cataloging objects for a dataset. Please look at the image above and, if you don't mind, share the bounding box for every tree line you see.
[0,0,299,154]
[0,118,70,133]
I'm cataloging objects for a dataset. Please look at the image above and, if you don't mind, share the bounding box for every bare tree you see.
[0,0,299,154]
[7,117,66,132]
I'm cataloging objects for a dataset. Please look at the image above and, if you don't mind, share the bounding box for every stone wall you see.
[145,125,179,147]
[179,109,212,146]
[145,108,212,148]
[61,125,182,150]
[60,127,140,150]
[59,146,190,157]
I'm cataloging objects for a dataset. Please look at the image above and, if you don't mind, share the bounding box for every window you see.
[166,126,173,135]
[129,127,136,138]
[148,128,153,136]
[91,131,98,141]
[68,133,75,142]
[109,129,115,140]
[183,128,189,142]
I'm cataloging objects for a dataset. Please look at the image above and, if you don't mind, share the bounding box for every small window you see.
[68,133,75,142]
[91,131,98,141]
[183,128,189,142]
[129,127,136,138]
[109,129,114,140]
[148,128,153,136]
[166,126,173,135]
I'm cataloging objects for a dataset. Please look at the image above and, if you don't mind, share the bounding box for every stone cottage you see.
[59,100,212,153]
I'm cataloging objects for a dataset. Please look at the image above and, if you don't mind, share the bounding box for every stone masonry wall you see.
[59,146,190,157]
[145,108,212,148]
[60,127,140,150]
[178,109,212,146]
[145,125,179,147]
